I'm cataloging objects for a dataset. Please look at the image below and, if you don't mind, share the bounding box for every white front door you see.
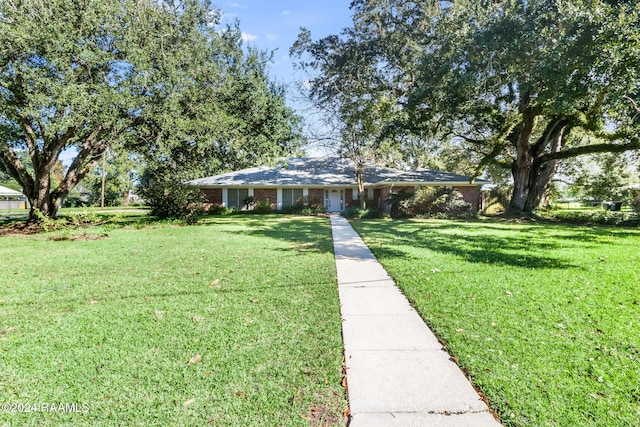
[327,189,342,212]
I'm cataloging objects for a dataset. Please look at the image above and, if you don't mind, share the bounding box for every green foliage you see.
[297,0,640,212]
[206,205,234,216]
[0,0,301,219]
[32,210,68,232]
[138,171,205,224]
[279,196,327,215]
[562,153,639,203]
[80,150,143,207]
[340,206,384,219]
[536,209,640,227]
[250,200,274,214]
[388,188,472,219]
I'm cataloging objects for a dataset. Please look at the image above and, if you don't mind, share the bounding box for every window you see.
[282,188,303,207]
[227,188,249,209]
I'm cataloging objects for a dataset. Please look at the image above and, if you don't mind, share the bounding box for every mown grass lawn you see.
[0,216,347,426]
[351,219,640,427]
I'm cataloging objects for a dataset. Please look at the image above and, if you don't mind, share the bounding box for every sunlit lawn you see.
[0,216,347,426]
[351,219,640,427]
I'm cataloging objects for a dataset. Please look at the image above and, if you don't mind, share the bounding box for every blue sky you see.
[218,1,353,94]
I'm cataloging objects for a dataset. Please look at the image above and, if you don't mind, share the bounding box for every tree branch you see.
[0,145,35,196]
[538,140,640,164]
[20,116,41,171]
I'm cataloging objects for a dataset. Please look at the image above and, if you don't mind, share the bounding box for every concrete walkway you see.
[331,216,502,427]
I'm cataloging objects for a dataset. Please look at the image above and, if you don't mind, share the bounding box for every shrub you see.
[279,203,306,215]
[538,209,640,227]
[251,200,274,214]
[340,206,384,219]
[207,205,233,216]
[388,187,472,219]
[431,188,472,216]
[279,197,327,215]
[138,175,205,224]
[387,190,414,219]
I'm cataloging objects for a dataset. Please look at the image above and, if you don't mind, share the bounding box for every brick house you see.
[186,156,489,213]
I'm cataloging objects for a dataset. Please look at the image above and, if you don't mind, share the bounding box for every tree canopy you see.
[0,0,301,219]
[293,0,640,212]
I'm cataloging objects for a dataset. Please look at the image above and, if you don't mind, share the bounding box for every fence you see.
[1,200,28,211]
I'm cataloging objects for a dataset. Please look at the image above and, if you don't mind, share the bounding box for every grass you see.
[0,216,347,426]
[350,218,640,427]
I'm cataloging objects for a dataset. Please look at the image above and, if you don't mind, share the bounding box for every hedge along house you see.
[186,156,489,213]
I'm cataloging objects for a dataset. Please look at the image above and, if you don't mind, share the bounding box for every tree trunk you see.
[507,106,536,212]
[524,159,557,211]
[507,98,570,213]
[354,157,367,209]
[510,161,531,211]
[357,173,367,209]
[27,166,60,220]
[523,119,567,212]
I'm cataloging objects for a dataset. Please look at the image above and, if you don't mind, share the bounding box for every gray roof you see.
[0,185,23,197]
[186,156,489,188]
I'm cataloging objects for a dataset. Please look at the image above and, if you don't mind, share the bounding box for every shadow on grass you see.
[351,219,591,270]
[9,281,332,308]
[194,215,336,255]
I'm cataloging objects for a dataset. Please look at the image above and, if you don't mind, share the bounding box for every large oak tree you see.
[0,0,301,220]
[295,0,640,212]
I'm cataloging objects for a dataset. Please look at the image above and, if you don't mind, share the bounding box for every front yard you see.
[0,216,347,426]
[350,219,640,427]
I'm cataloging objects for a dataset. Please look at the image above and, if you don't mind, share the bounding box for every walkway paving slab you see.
[330,215,502,426]
[338,286,414,316]
[345,349,487,414]
[350,412,501,427]
[341,314,442,351]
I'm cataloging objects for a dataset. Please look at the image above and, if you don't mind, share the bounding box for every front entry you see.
[327,189,342,212]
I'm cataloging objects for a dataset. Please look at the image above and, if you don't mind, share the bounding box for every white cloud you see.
[282,10,291,15]
[241,32,258,42]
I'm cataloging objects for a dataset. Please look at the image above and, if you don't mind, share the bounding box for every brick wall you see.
[344,188,357,209]
[453,186,480,212]
[201,188,222,205]
[253,188,277,207]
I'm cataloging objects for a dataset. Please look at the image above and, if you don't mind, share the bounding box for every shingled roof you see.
[0,185,24,197]
[186,156,488,187]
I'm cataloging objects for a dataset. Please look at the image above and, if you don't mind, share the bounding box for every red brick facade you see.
[343,188,359,209]
[253,188,277,207]
[198,185,482,213]
[201,188,222,204]
[201,188,222,211]
[453,186,480,212]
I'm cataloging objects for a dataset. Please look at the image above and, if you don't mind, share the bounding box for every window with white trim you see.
[228,188,249,209]
[282,188,304,207]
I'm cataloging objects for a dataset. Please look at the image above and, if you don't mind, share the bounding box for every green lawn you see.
[350,219,640,427]
[0,216,347,426]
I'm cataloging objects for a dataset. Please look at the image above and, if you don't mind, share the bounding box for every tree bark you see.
[355,160,367,209]
[507,95,573,213]
[507,99,536,211]
[523,120,567,211]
